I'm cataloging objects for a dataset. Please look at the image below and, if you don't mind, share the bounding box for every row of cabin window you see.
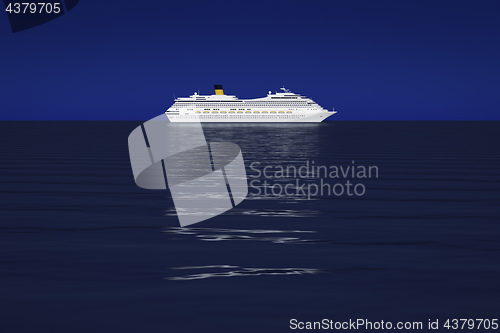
[177,114,304,117]
[194,111,293,114]
[174,103,308,107]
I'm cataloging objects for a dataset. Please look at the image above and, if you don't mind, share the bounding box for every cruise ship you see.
[165,85,336,122]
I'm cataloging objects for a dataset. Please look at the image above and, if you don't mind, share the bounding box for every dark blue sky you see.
[1,0,499,120]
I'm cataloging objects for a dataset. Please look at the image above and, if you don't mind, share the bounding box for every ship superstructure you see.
[165,85,336,122]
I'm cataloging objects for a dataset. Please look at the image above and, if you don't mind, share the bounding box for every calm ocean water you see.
[1,121,499,332]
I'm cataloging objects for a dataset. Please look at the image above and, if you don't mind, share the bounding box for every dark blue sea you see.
[1,121,499,332]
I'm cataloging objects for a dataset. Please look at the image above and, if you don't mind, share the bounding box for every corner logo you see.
[128,114,248,227]
[4,0,79,33]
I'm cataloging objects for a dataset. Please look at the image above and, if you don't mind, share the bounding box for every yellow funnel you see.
[214,84,224,95]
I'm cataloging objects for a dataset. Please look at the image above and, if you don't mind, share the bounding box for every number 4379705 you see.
[444,319,498,330]
[5,2,62,14]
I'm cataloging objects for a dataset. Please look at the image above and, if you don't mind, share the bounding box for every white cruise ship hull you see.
[166,110,335,123]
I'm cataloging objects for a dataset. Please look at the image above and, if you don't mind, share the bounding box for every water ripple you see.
[165,207,320,218]
[163,227,320,244]
[165,227,315,235]
[165,265,322,281]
